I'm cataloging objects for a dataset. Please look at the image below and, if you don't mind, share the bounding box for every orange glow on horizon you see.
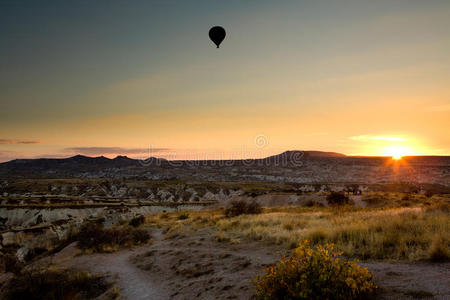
[349,135,439,158]
[381,145,415,159]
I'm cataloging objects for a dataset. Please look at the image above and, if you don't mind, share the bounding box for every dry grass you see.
[428,235,450,262]
[144,195,449,261]
[76,222,151,253]
[146,209,224,227]
[216,206,449,261]
[361,192,449,208]
[1,266,110,300]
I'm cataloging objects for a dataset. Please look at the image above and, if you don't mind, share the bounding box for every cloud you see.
[64,147,170,156]
[33,154,72,159]
[349,135,407,142]
[0,139,40,145]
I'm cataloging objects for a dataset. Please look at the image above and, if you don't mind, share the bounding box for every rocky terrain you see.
[33,212,450,300]
[0,151,449,299]
[1,171,449,263]
[1,151,449,185]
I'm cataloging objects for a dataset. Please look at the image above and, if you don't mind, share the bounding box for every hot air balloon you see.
[209,26,226,48]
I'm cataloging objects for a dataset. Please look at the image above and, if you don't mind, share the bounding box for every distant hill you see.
[261,150,345,163]
[0,155,165,176]
[0,151,449,180]
[0,151,321,176]
[292,150,346,158]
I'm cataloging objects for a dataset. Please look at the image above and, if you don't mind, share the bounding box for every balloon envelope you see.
[209,26,226,48]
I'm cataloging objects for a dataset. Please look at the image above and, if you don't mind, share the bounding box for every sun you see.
[392,153,402,160]
[382,145,411,160]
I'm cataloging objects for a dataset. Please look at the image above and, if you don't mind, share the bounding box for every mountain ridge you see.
[1,150,449,183]
[3,150,450,166]
[0,150,346,165]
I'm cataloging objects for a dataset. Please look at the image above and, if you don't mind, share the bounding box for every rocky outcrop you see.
[0,203,207,262]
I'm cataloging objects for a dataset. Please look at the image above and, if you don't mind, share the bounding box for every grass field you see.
[148,195,449,262]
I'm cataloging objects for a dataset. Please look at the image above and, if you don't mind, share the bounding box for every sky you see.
[1,0,449,162]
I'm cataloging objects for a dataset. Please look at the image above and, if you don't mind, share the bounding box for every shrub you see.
[302,199,315,207]
[131,229,151,244]
[129,215,145,227]
[2,267,109,300]
[362,194,387,207]
[0,254,23,275]
[254,240,376,299]
[283,223,294,231]
[24,247,47,262]
[225,200,248,217]
[424,190,434,198]
[247,200,263,214]
[160,213,169,219]
[326,192,350,206]
[76,223,112,250]
[76,222,150,252]
[428,236,450,262]
[425,201,450,213]
[401,194,410,201]
[225,200,262,217]
[177,213,190,220]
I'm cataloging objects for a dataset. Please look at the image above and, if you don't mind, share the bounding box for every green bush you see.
[76,222,150,252]
[247,200,263,214]
[302,199,315,207]
[424,190,434,198]
[2,267,109,300]
[225,200,262,217]
[77,223,117,251]
[428,236,450,262]
[362,194,387,207]
[225,200,247,217]
[0,254,23,275]
[327,192,350,206]
[177,213,190,220]
[129,215,145,227]
[131,229,151,244]
[254,240,376,300]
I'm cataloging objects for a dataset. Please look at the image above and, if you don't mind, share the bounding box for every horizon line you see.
[2,151,449,164]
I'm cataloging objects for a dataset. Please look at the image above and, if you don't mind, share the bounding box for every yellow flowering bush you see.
[254,240,376,299]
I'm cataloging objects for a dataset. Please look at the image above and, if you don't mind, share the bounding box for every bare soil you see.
[131,227,284,300]
[41,226,450,300]
[48,242,169,300]
[363,261,450,299]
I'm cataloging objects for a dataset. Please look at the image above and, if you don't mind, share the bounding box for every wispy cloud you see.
[64,147,170,156]
[0,139,40,145]
[349,135,407,142]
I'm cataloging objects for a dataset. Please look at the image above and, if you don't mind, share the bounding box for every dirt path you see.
[362,261,450,299]
[85,247,168,300]
[46,228,449,300]
[128,227,450,300]
[130,227,283,299]
[50,231,169,300]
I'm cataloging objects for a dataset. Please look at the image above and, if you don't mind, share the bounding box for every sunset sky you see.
[1,0,449,162]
